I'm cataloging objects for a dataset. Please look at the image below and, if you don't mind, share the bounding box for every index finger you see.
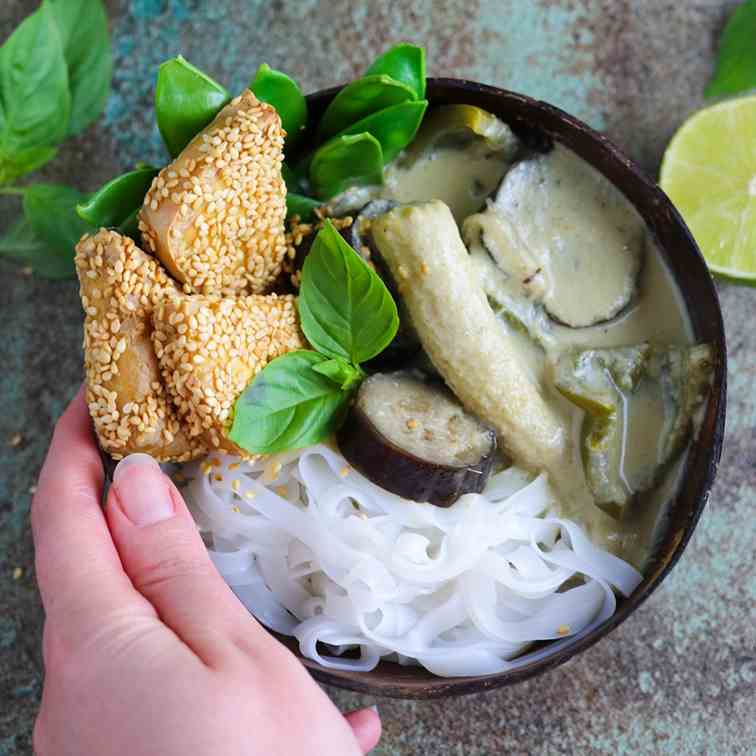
[31,386,155,652]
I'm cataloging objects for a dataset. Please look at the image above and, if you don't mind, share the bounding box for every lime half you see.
[660,95,756,284]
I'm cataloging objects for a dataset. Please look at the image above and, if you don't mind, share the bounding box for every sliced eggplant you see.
[554,343,713,517]
[488,144,645,327]
[338,371,496,506]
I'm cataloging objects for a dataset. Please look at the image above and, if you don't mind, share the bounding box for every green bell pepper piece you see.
[156,56,230,157]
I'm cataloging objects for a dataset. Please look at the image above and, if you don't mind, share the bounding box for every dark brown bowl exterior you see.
[271,78,726,698]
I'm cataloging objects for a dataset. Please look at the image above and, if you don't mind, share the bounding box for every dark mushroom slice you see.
[488,144,645,327]
[338,371,496,507]
[554,343,713,518]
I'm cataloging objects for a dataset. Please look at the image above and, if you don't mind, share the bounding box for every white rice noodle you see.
[183,444,642,678]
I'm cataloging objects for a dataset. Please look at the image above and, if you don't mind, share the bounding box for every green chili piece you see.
[309,132,383,199]
[336,100,427,164]
[251,64,307,148]
[365,43,426,100]
[76,166,158,228]
[156,56,230,157]
[317,74,416,142]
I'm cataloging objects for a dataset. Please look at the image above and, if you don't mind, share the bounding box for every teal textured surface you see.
[0,1,753,754]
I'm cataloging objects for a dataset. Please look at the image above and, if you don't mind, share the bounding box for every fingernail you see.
[113,454,175,527]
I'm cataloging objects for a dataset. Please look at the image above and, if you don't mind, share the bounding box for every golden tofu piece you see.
[75,229,206,461]
[139,90,288,296]
[151,292,305,451]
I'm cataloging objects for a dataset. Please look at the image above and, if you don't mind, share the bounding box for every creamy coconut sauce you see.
[335,129,700,571]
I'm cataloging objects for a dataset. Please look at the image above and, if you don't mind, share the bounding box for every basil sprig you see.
[705,0,756,98]
[229,221,399,454]
[0,0,112,277]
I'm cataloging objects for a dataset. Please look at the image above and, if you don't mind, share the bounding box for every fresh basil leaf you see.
[0,1,70,164]
[317,74,416,142]
[251,63,307,148]
[229,350,350,454]
[311,357,364,390]
[365,43,426,100]
[309,132,384,200]
[23,183,93,264]
[705,0,756,98]
[286,192,321,221]
[156,56,230,157]
[49,0,112,136]
[299,220,399,364]
[336,100,427,164]
[76,166,157,227]
[0,145,57,185]
[0,216,71,278]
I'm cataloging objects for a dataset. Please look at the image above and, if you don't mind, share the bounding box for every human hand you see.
[31,388,381,755]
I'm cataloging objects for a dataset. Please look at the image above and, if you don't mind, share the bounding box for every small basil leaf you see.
[0,1,71,157]
[317,74,416,142]
[286,192,321,221]
[251,64,307,148]
[365,43,426,100]
[298,220,399,364]
[705,0,756,98]
[49,0,112,136]
[155,56,230,157]
[311,358,365,390]
[309,132,384,200]
[76,166,158,227]
[336,100,427,164]
[24,183,93,255]
[0,216,73,278]
[0,145,57,186]
[229,350,350,454]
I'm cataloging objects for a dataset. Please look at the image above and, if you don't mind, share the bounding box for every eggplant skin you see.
[337,402,496,508]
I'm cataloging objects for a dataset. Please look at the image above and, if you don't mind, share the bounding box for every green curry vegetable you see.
[309,133,385,200]
[365,42,426,100]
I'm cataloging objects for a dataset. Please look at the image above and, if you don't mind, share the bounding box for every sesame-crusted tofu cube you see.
[75,229,206,462]
[151,292,305,452]
[139,90,288,296]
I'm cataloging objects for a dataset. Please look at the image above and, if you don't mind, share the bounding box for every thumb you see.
[105,454,261,662]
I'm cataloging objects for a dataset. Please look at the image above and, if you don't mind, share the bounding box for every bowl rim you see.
[269,76,727,698]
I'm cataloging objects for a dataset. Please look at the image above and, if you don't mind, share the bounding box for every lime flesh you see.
[660,95,756,284]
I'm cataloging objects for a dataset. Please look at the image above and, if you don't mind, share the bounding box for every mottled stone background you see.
[0,1,753,754]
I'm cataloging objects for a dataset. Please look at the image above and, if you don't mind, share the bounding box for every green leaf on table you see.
[228,350,351,454]
[49,0,112,136]
[156,56,230,157]
[705,0,756,98]
[24,182,93,262]
[309,132,384,199]
[336,100,427,163]
[316,74,416,142]
[251,63,307,148]
[0,183,93,278]
[365,43,426,100]
[0,1,71,173]
[298,220,399,364]
[76,166,157,227]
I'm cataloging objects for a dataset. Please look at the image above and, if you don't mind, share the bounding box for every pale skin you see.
[31,388,381,756]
